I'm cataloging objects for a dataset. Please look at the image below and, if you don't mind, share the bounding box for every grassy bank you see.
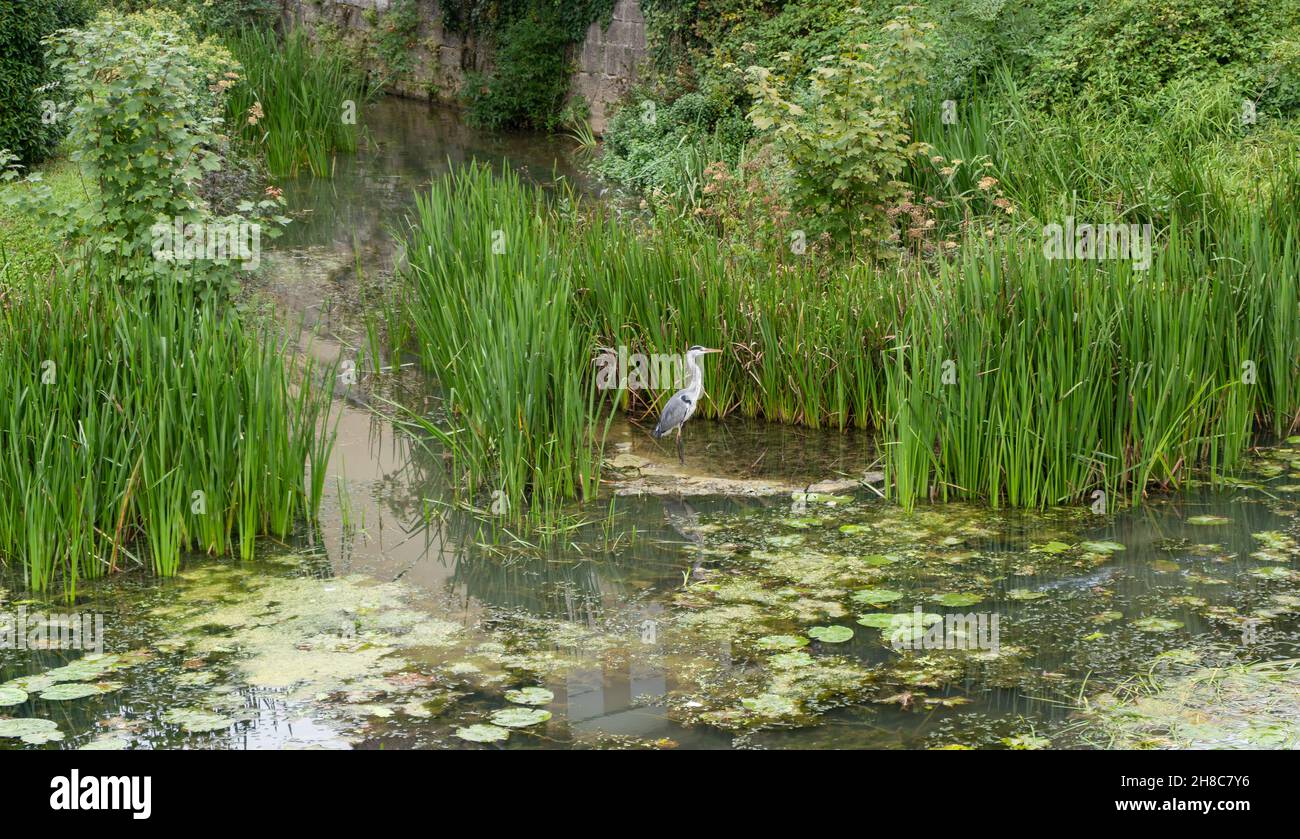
[0,159,84,280]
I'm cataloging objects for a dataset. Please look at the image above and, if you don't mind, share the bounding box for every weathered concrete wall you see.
[280,0,645,132]
[572,0,647,131]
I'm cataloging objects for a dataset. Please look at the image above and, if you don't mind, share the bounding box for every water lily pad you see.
[41,654,123,683]
[1250,565,1295,580]
[930,592,984,607]
[838,524,871,534]
[0,686,27,706]
[0,674,56,693]
[857,612,942,629]
[39,683,107,701]
[851,588,904,605]
[1090,610,1123,624]
[489,707,552,728]
[0,718,61,744]
[1080,540,1125,554]
[504,687,554,706]
[1187,515,1231,526]
[162,708,234,733]
[782,517,824,529]
[769,651,815,669]
[1133,617,1184,633]
[1031,541,1072,554]
[1253,531,1297,552]
[455,724,510,743]
[807,625,853,643]
[78,736,129,750]
[754,634,809,651]
[1007,588,1047,601]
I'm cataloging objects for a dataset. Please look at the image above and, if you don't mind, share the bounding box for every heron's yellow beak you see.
[701,348,723,354]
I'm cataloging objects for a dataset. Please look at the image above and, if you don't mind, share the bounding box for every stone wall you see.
[280,0,646,132]
[571,0,647,132]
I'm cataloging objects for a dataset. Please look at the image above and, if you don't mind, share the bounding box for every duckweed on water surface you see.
[1,443,1298,749]
[1088,659,1300,749]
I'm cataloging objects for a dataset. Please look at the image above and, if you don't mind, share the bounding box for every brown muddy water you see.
[2,98,1299,750]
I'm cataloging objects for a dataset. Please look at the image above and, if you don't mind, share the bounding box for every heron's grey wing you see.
[653,391,692,438]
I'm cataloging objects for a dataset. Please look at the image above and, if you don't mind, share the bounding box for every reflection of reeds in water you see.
[0,270,337,597]
[441,508,678,619]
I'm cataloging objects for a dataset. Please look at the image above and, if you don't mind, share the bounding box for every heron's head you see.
[687,345,722,360]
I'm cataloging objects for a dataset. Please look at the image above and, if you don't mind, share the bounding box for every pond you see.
[2,98,1298,751]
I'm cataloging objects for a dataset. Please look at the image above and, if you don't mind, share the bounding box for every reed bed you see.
[882,216,1298,509]
[0,269,337,596]
[226,28,370,178]
[387,163,609,531]
[390,151,1299,528]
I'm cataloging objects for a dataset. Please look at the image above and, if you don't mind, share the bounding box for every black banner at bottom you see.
[0,748,1282,825]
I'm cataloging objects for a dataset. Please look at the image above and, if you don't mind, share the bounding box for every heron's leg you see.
[676,426,685,465]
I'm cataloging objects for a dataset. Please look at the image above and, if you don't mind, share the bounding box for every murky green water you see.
[3,98,1298,750]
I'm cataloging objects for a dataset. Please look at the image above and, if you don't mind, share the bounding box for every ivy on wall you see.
[442,0,618,130]
[366,0,423,82]
[441,0,616,44]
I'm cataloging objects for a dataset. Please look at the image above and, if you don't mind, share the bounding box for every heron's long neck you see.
[685,354,704,398]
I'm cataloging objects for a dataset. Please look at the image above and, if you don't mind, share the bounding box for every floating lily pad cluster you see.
[454,686,553,744]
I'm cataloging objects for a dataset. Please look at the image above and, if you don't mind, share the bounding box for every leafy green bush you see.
[595,91,748,196]
[464,11,575,131]
[2,11,283,298]
[0,0,90,166]
[1261,38,1300,116]
[103,0,280,38]
[1034,0,1271,109]
[746,8,933,243]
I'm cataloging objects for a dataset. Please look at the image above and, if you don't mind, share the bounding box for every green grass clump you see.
[225,27,370,178]
[0,268,337,597]
[0,158,84,280]
[881,214,1299,509]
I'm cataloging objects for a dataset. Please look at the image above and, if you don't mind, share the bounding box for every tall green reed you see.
[0,267,337,597]
[226,28,370,178]
[387,163,610,533]
[882,212,1296,510]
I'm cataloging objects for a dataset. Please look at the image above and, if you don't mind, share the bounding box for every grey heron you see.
[651,345,722,464]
